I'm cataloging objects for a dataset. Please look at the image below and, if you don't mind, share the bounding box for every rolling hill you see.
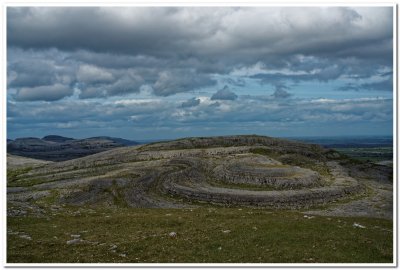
[7,135,139,161]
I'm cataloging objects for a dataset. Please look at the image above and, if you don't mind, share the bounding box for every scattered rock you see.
[7,209,27,217]
[353,223,366,229]
[19,234,32,240]
[66,239,81,245]
[222,230,231,234]
[169,232,177,238]
[71,234,81,238]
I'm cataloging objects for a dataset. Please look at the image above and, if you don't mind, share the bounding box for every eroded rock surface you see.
[7,135,392,218]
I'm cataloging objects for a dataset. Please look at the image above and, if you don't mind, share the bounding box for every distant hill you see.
[42,135,74,143]
[87,136,139,146]
[7,135,139,161]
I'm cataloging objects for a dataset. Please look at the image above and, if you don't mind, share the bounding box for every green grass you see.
[7,207,392,263]
[7,163,130,188]
[109,180,129,208]
[249,148,280,159]
[250,148,332,180]
[36,190,60,205]
[8,177,54,188]
[7,167,33,184]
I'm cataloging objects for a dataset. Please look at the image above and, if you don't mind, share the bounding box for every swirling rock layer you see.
[8,135,382,211]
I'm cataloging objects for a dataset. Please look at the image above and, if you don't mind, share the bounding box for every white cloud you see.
[77,64,114,84]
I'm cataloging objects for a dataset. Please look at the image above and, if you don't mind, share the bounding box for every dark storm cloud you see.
[211,86,238,101]
[20,8,394,54]
[7,7,213,57]
[181,97,201,108]
[8,7,393,67]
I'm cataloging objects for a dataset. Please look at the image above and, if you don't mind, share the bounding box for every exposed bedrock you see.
[9,136,381,211]
[160,156,363,208]
[212,155,322,189]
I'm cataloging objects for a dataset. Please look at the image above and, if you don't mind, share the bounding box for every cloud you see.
[77,64,114,84]
[104,74,144,96]
[211,85,238,100]
[152,70,216,96]
[7,7,393,101]
[6,7,394,138]
[79,72,144,99]
[8,59,57,88]
[8,7,392,71]
[8,7,392,60]
[250,62,351,86]
[224,77,246,87]
[337,77,393,92]
[10,95,392,128]
[181,97,200,108]
[272,89,292,99]
[361,78,393,91]
[336,83,360,92]
[14,83,74,101]
[7,92,393,139]
[269,83,292,99]
[78,86,104,99]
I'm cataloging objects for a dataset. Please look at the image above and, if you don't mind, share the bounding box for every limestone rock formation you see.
[7,135,392,217]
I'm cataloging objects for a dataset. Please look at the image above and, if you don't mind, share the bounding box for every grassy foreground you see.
[7,207,392,264]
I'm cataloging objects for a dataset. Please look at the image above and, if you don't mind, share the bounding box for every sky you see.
[6,6,394,140]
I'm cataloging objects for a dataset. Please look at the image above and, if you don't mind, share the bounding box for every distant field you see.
[334,147,393,164]
[7,207,392,263]
[290,135,392,149]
